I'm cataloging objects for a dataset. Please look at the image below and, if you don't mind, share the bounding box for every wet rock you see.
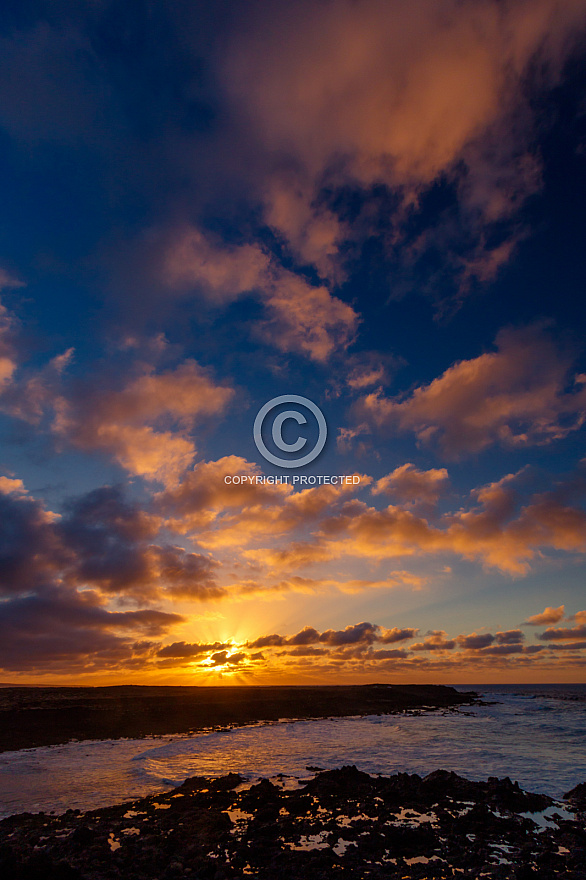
[564,782,586,808]
[1,767,584,879]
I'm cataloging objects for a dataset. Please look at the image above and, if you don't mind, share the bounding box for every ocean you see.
[1,683,584,818]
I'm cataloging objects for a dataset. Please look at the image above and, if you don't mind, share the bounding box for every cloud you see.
[231,614,586,679]
[208,650,247,666]
[0,292,79,424]
[0,587,183,673]
[159,456,367,548]
[495,629,524,644]
[319,621,380,646]
[238,466,586,577]
[0,490,64,597]
[373,463,450,509]
[0,479,220,616]
[0,476,28,496]
[378,626,419,644]
[1,2,585,313]
[0,483,239,673]
[436,471,586,574]
[248,633,287,649]
[477,643,525,656]
[345,355,390,391]
[249,621,416,651]
[410,630,456,652]
[55,359,233,484]
[0,309,233,486]
[355,325,586,457]
[0,269,24,292]
[222,0,586,286]
[156,456,287,533]
[156,641,231,659]
[0,296,19,388]
[538,618,586,641]
[162,226,358,361]
[457,632,495,650]
[59,486,224,602]
[524,605,565,625]
[163,227,271,303]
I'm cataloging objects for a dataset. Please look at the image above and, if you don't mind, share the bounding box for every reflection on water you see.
[0,687,585,817]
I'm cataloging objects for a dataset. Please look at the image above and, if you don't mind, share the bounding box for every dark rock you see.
[565,781,586,807]
[1,767,584,879]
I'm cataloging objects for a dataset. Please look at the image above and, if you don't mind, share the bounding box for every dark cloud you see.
[286,626,320,646]
[0,483,224,606]
[539,625,586,641]
[495,629,524,645]
[370,649,409,660]
[156,641,230,658]
[379,626,418,644]
[247,633,286,649]
[319,622,379,646]
[479,644,524,656]
[209,651,247,666]
[285,646,327,657]
[457,632,495,650]
[0,491,65,596]
[60,486,224,601]
[0,484,223,672]
[0,588,182,672]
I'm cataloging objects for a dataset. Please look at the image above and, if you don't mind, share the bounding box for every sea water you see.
[0,684,584,817]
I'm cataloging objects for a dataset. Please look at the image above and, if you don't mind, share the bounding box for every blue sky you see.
[1,0,586,683]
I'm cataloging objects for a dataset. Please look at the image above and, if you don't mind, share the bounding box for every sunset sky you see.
[1,0,586,684]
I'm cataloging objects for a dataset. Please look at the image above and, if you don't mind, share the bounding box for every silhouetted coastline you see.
[0,684,476,753]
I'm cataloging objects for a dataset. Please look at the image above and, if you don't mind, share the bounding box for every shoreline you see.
[1,767,584,878]
[0,683,477,753]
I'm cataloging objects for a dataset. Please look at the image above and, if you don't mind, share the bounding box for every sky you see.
[1,0,586,685]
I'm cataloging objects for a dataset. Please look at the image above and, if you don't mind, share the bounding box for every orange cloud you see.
[373,463,449,509]
[244,468,586,576]
[258,272,357,362]
[524,605,566,626]
[0,475,27,496]
[0,295,77,424]
[156,456,289,533]
[164,227,270,302]
[222,0,586,282]
[355,325,586,456]
[160,458,368,548]
[0,313,232,487]
[162,227,358,361]
[231,571,424,599]
[411,631,456,652]
[346,356,389,391]
[0,298,18,387]
[55,360,233,484]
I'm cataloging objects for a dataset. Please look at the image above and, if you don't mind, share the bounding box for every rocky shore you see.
[1,766,585,879]
[0,684,476,752]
